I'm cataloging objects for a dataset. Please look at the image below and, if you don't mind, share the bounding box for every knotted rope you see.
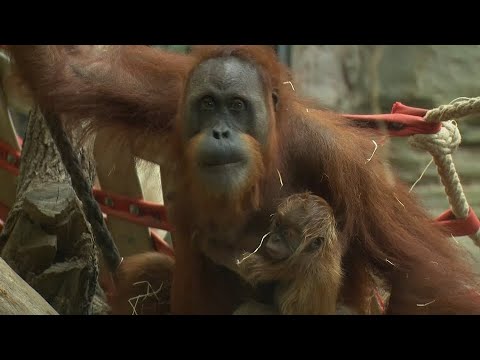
[409,97,480,245]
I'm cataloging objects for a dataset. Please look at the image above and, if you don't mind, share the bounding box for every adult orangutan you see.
[8,45,480,315]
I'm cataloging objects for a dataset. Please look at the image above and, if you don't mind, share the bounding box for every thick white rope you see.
[424,97,480,123]
[408,97,480,246]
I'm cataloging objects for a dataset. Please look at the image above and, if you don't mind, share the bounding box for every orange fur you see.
[10,45,480,315]
[279,103,480,314]
[184,133,265,231]
[238,193,345,315]
[103,252,174,315]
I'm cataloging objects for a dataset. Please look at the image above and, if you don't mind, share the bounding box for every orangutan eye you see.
[200,96,215,111]
[309,237,324,251]
[230,98,246,112]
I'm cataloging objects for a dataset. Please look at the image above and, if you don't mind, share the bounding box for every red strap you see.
[93,188,172,232]
[343,101,441,137]
[343,113,442,137]
[391,102,428,117]
[435,207,480,237]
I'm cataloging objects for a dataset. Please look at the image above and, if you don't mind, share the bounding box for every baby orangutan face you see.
[264,195,334,262]
[237,192,345,315]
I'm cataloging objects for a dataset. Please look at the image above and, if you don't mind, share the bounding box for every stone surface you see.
[291,45,480,115]
[290,45,367,112]
[377,45,480,112]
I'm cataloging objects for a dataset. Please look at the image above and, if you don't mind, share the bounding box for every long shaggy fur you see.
[10,45,480,315]
[9,45,193,158]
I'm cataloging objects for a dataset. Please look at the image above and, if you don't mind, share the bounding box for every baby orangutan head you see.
[237,192,346,315]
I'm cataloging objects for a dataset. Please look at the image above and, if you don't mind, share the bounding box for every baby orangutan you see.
[236,192,350,315]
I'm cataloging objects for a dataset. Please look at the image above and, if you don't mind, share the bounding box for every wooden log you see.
[0,109,103,315]
[0,257,58,315]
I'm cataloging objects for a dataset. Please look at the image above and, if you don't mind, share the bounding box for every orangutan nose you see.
[265,235,291,261]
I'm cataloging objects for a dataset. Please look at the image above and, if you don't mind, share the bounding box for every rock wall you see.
[291,45,480,114]
[290,45,480,186]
